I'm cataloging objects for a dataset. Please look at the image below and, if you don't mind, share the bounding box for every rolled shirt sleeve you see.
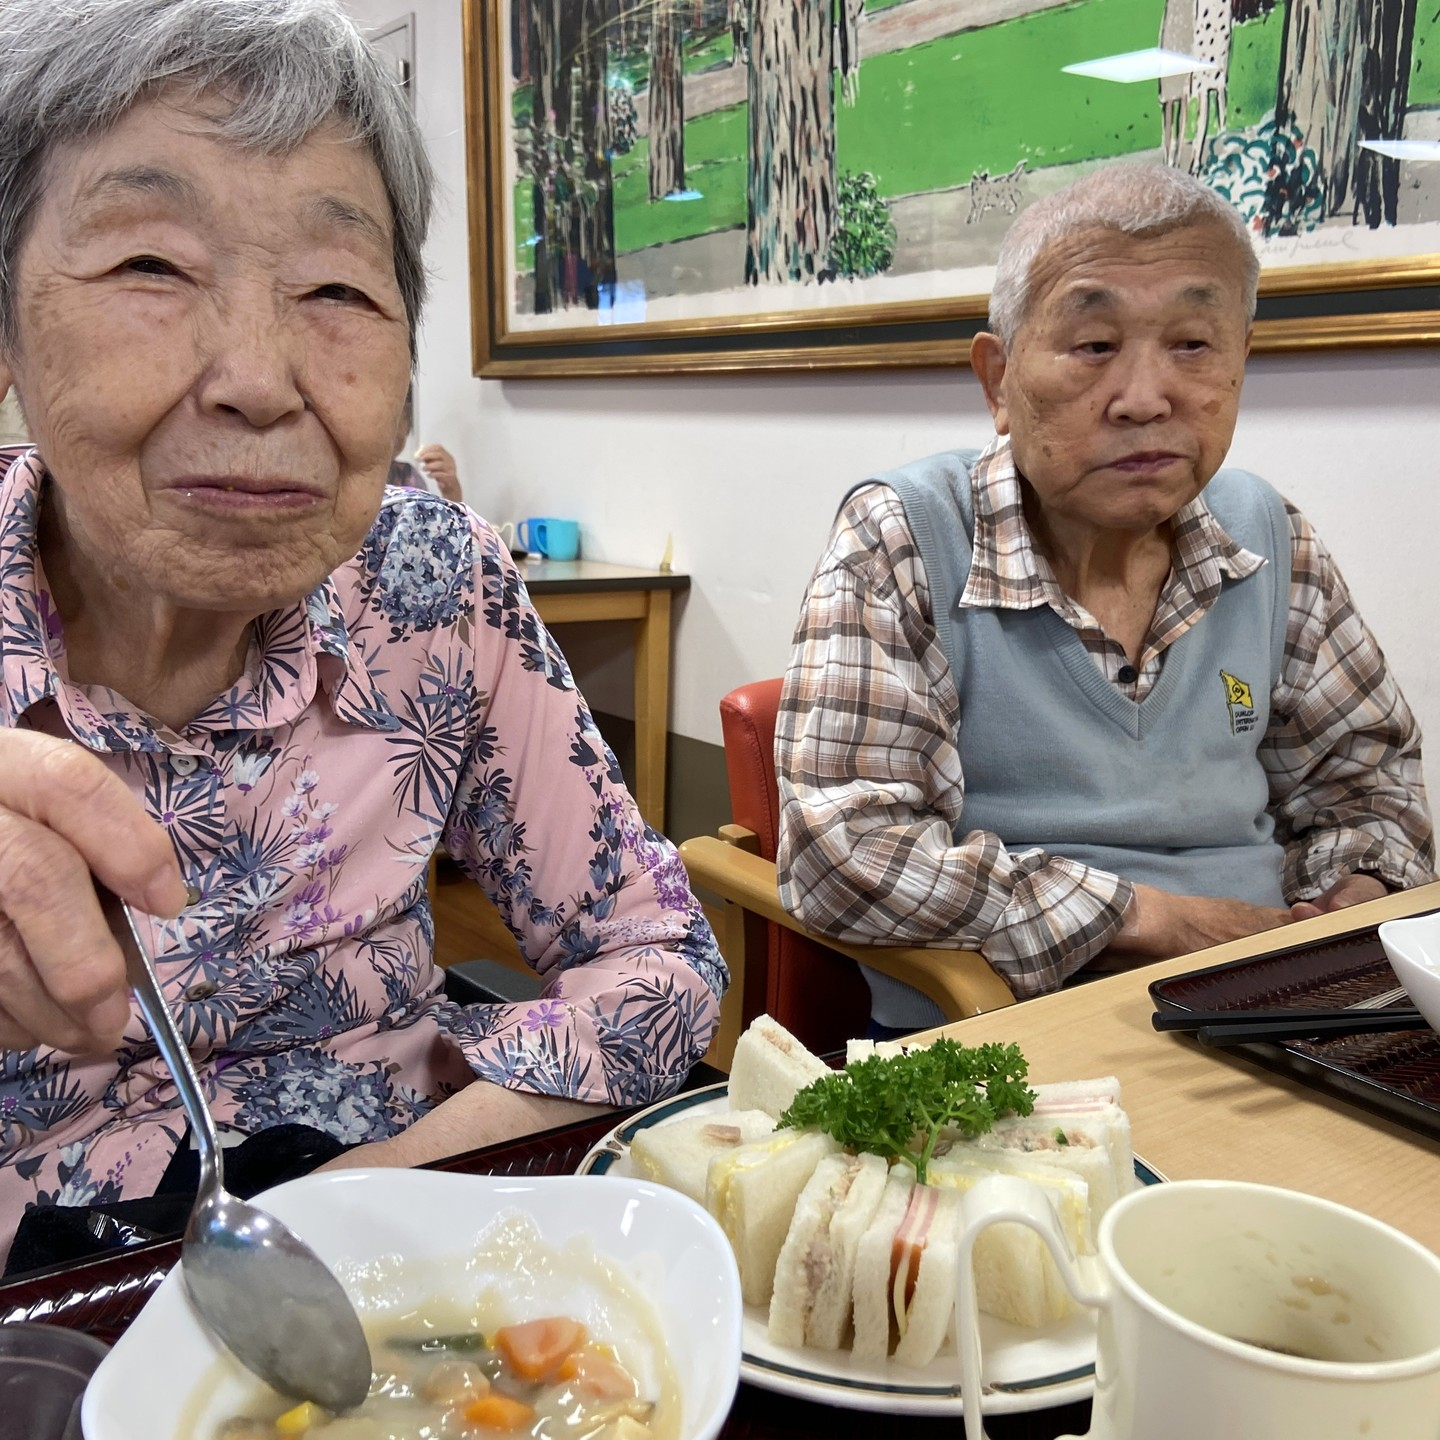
[1263,504,1434,898]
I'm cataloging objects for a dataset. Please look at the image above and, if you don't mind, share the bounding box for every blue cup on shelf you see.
[517,517,580,561]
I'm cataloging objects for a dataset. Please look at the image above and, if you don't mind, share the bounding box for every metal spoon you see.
[98,883,373,1412]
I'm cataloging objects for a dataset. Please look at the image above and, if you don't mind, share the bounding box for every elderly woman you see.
[777,164,1433,1035]
[0,0,724,1268]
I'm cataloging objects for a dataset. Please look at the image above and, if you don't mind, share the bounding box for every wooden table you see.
[915,880,1440,1255]
[519,557,690,835]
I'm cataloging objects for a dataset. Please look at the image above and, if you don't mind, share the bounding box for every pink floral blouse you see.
[0,448,725,1262]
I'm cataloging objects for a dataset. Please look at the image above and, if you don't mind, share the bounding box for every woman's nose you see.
[195,293,306,428]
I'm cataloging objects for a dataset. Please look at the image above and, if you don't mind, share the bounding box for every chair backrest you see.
[719,680,873,1053]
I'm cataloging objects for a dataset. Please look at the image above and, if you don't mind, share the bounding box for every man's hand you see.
[313,1079,604,1172]
[414,444,461,504]
[1093,882,1293,970]
[0,732,187,1053]
[1290,871,1388,922]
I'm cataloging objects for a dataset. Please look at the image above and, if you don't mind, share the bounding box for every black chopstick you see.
[1152,1008,1429,1046]
[1152,1006,1422,1033]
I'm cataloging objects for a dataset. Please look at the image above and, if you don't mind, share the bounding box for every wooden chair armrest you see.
[678,835,1015,1021]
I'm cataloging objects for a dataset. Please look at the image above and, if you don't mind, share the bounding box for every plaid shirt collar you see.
[959,435,1266,615]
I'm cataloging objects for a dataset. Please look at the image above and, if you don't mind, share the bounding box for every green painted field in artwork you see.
[511,0,1440,272]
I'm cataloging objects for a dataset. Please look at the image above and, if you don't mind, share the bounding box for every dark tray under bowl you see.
[1149,913,1440,1142]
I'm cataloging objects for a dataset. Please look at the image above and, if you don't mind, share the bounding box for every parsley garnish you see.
[776,1039,1034,1185]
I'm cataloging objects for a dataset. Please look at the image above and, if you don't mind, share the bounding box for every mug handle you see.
[955,1175,1111,1440]
[533,520,549,556]
[516,518,533,552]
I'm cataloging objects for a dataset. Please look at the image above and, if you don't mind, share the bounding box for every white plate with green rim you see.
[578,1080,1164,1417]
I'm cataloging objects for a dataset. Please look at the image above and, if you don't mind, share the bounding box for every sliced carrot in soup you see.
[493,1316,587,1381]
[462,1391,536,1430]
[557,1345,639,1399]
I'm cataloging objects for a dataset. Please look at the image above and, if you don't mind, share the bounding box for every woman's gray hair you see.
[0,0,432,354]
[987,163,1258,346]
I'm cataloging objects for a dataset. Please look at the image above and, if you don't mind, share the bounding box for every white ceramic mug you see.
[955,1176,1440,1440]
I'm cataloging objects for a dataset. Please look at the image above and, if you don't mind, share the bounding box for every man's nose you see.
[1106,346,1174,426]
[195,291,306,428]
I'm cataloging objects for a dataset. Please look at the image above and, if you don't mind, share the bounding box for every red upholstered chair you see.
[679,680,1014,1058]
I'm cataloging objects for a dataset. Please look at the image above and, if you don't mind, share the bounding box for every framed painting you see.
[463,0,1440,377]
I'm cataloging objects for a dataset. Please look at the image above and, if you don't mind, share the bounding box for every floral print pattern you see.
[0,448,725,1262]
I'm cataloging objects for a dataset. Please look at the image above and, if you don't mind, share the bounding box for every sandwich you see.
[768,1151,889,1350]
[928,1149,1089,1328]
[629,1108,777,1206]
[851,1164,916,1362]
[971,1113,1130,1240]
[852,1170,966,1368]
[1025,1078,1135,1200]
[705,1128,838,1307]
[890,1182,964,1368]
[844,1037,907,1066]
[727,1015,830,1118]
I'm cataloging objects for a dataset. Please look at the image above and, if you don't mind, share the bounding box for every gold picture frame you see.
[464,0,1440,379]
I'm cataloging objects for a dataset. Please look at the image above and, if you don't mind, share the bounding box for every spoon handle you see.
[95,882,224,1196]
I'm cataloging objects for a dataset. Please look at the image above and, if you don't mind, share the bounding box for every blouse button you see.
[169,753,200,777]
[1117,664,1139,684]
[184,980,218,1001]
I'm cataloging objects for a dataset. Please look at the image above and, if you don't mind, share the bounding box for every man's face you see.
[972,222,1252,535]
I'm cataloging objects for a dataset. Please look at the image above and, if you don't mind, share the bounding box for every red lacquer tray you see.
[1149,913,1440,1139]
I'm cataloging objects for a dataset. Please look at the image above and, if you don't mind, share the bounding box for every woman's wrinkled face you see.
[0,95,411,613]
[972,222,1252,536]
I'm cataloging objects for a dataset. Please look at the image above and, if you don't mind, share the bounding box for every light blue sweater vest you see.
[848,450,1291,1028]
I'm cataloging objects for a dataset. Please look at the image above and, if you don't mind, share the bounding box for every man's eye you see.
[1077,340,1114,356]
[124,255,175,276]
[1177,338,1210,353]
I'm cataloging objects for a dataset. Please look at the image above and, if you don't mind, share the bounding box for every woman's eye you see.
[310,282,368,304]
[1077,340,1114,357]
[123,255,175,276]
[1178,338,1210,353]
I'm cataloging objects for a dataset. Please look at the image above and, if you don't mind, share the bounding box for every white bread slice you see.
[1026,1085,1135,1202]
[852,1166,916,1362]
[844,1038,907,1066]
[727,1015,830,1118]
[929,1151,1088,1328]
[892,1185,964,1368]
[768,1151,888,1350]
[970,1121,1117,1243]
[630,1109,777,1205]
[706,1129,838,1307]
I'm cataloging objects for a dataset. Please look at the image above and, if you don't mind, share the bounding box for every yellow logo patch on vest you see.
[1220,669,1257,735]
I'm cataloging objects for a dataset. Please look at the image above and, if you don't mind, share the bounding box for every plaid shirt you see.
[776,438,1434,999]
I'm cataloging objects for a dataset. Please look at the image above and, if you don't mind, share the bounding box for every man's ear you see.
[970,331,1010,434]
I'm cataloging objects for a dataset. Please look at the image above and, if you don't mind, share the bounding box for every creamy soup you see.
[198,1214,680,1440]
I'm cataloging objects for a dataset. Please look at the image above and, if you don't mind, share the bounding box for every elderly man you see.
[776,164,1433,1034]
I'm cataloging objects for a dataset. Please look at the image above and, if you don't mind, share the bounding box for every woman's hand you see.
[0,732,187,1053]
[313,1080,603,1173]
[1095,882,1294,968]
[414,444,462,504]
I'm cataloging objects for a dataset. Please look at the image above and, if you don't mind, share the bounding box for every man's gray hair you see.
[987,163,1259,346]
[0,0,432,354]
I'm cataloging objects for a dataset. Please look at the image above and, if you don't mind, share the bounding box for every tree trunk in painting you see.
[1352,0,1418,228]
[744,0,835,285]
[648,0,686,200]
[1275,0,1363,217]
[525,0,617,314]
